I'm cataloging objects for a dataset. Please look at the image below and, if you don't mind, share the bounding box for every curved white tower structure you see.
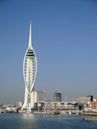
[22,23,37,111]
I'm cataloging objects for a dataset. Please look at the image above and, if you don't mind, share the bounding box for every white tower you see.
[22,22,37,112]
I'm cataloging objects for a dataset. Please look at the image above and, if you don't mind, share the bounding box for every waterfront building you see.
[75,95,93,104]
[43,101,77,114]
[22,23,37,111]
[32,91,47,109]
[90,99,97,109]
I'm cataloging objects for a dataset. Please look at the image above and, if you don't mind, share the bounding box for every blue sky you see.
[0,0,97,104]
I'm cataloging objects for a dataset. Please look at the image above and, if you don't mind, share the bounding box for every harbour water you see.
[0,113,97,129]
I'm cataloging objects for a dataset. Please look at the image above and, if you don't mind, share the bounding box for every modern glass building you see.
[53,92,62,102]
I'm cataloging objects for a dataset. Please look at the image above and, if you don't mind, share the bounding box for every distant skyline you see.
[0,0,97,104]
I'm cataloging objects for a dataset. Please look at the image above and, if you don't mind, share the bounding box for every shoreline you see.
[0,110,97,117]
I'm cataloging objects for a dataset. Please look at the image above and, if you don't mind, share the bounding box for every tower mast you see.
[28,21,32,49]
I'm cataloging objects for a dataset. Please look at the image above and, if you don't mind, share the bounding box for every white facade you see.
[22,23,37,111]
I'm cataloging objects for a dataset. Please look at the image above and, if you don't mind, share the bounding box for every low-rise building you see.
[43,101,76,112]
[90,99,97,109]
[75,95,93,104]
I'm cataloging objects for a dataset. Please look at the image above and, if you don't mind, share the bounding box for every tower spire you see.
[28,21,32,49]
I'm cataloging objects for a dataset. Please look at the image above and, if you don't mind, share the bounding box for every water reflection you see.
[21,113,35,119]
[19,113,39,129]
[84,116,97,121]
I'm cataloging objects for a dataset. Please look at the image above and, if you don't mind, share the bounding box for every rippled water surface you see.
[0,113,97,129]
